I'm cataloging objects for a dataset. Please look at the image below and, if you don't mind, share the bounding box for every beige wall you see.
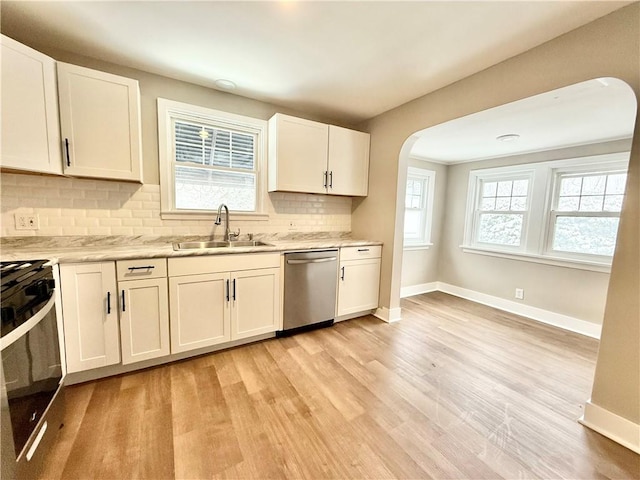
[401,158,447,289]
[353,4,639,424]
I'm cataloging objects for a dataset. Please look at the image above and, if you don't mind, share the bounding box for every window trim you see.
[462,152,629,270]
[403,167,435,249]
[157,98,268,220]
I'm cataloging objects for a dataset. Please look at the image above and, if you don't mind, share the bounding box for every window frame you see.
[544,164,628,263]
[469,170,534,253]
[462,152,629,271]
[403,167,435,249]
[157,98,268,220]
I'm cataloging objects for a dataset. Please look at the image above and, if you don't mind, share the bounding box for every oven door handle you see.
[0,294,56,351]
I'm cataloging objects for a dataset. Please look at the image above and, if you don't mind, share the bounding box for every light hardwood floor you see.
[41,292,638,479]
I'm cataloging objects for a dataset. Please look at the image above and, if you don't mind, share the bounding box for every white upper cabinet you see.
[268,113,370,196]
[327,125,370,196]
[268,113,329,194]
[0,35,62,175]
[57,62,143,182]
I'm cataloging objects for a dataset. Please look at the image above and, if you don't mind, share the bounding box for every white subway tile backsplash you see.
[1,173,351,237]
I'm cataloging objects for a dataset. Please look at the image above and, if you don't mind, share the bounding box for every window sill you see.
[403,243,433,251]
[161,211,270,221]
[460,245,611,273]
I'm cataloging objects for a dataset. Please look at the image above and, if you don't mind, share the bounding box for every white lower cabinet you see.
[168,254,281,354]
[337,246,382,317]
[231,268,280,340]
[59,262,120,373]
[117,259,170,365]
[169,273,231,354]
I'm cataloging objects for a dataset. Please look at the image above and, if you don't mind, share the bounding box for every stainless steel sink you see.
[173,240,272,250]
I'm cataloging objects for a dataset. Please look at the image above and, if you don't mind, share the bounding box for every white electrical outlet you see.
[15,214,40,230]
[515,288,524,300]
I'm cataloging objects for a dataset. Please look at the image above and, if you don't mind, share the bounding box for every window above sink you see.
[157,98,269,221]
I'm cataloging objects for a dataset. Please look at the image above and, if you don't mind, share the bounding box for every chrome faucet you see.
[214,203,239,241]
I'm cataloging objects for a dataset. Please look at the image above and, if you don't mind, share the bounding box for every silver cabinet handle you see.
[323,171,328,188]
[64,138,71,167]
[107,291,111,314]
[357,248,370,252]
[232,278,236,301]
[226,279,230,302]
[287,257,337,265]
[121,290,126,312]
[329,171,333,188]
[340,266,345,280]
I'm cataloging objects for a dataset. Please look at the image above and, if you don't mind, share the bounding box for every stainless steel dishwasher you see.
[281,249,338,334]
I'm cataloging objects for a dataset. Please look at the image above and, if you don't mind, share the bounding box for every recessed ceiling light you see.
[496,133,520,142]
[214,79,236,90]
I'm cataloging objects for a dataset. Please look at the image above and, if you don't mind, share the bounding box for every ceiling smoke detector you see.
[496,133,520,142]
[214,79,236,90]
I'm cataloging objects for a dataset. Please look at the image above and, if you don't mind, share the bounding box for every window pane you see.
[477,213,523,246]
[553,216,620,256]
[495,197,511,211]
[512,179,528,196]
[482,181,497,197]
[175,166,256,211]
[496,181,512,197]
[582,175,606,195]
[481,198,495,210]
[511,197,527,211]
[404,209,423,239]
[559,177,582,196]
[604,195,623,212]
[558,196,579,211]
[606,174,626,194]
[579,195,604,212]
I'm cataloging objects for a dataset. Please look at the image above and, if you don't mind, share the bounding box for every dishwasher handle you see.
[286,257,337,265]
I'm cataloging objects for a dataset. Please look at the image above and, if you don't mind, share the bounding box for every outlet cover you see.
[515,288,524,300]
[15,214,39,230]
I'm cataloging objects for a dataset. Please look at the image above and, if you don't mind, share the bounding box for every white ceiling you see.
[0,1,632,124]
[409,77,638,163]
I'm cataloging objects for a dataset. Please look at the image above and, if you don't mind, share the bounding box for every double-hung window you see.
[404,167,435,248]
[548,168,627,259]
[158,98,267,218]
[463,152,629,269]
[473,174,531,249]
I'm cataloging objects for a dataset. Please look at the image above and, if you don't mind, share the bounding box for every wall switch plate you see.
[515,288,524,300]
[15,214,40,230]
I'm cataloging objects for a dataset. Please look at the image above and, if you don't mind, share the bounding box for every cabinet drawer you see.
[168,253,280,277]
[340,245,381,261]
[117,258,167,281]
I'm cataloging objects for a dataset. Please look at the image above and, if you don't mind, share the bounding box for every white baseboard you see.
[400,282,439,298]
[374,306,402,323]
[580,400,640,454]
[399,281,601,339]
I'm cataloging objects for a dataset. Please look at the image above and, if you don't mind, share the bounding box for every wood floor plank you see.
[39,292,639,479]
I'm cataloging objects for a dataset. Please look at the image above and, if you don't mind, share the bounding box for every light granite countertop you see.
[0,233,382,264]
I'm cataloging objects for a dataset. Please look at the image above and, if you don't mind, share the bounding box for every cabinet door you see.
[231,267,280,340]
[57,62,142,182]
[169,273,231,354]
[328,125,370,196]
[0,35,62,175]
[119,278,170,365]
[337,259,381,316]
[268,113,328,194]
[59,262,120,373]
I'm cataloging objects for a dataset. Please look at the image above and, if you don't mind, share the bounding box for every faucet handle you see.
[229,228,241,241]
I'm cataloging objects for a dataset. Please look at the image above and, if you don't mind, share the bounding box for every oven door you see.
[1,290,64,478]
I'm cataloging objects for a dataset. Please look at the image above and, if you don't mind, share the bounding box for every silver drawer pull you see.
[287,257,337,265]
[127,265,155,271]
[357,248,370,252]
